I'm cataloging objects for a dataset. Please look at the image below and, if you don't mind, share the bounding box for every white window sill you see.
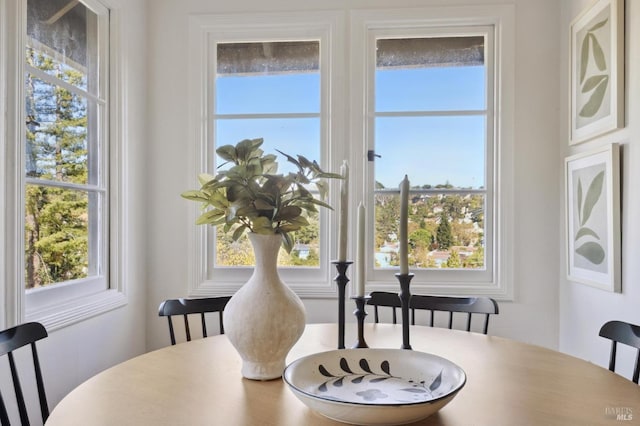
[25,289,127,331]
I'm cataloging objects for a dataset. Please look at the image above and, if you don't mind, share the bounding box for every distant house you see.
[429,250,450,267]
[375,241,398,267]
[292,243,310,260]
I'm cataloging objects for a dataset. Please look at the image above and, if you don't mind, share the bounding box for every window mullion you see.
[25,177,106,193]
[25,64,105,105]
[214,112,320,120]
[375,110,487,117]
[375,188,487,195]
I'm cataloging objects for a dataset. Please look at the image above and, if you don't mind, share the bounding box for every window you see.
[2,0,126,329]
[25,0,107,294]
[353,7,514,297]
[371,31,492,280]
[189,7,513,299]
[187,12,345,297]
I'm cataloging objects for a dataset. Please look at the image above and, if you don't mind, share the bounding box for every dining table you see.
[45,323,639,425]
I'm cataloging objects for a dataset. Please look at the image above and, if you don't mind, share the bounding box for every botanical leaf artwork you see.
[578,18,609,118]
[315,357,445,403]
[574,170,605,265]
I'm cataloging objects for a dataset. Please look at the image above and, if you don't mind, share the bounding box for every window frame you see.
[24,0,109,305]
[186,11,347,298]
[350,6,514,299]
[2,0,127,330]
[0,0,8,330]
[187,7,513,300]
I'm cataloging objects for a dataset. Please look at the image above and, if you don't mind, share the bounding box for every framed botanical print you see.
[565,144,620,292]
[570,0,624,145]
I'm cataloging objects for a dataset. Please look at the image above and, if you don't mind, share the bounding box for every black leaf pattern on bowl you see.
[400,388,427,393]
[319,365,335,378]
[339,358,354,374]
[317,358,395,392]
[359,359,373,373]
[429,371,443,392]
[352,375,365,384]
[396,369,443,396]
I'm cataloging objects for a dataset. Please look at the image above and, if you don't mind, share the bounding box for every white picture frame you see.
[570,0,624,145]
[565,143,620,292]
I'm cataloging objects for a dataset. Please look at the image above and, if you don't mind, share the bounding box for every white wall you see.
[559,0,640,378]
[146,0,563,351]
[0,0,148,423]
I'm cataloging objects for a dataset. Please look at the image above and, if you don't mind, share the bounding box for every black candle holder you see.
[351,295,371,349]
[395,273,415,350]
[332,260,353,349]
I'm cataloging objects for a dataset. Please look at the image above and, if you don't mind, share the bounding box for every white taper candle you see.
[356,202,366,297]
[338,161,349,262]
[399,175,410,275]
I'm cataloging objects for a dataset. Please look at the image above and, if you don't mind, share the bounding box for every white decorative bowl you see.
[283,349,466,425]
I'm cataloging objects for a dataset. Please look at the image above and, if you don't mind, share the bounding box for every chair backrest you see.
[158,297,232,345]
[599,320,640,384]
[0,322,49,426]
[367,291,499,334]
[367,291,402,324]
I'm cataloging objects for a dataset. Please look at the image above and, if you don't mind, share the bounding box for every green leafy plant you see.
[181,138,341,253]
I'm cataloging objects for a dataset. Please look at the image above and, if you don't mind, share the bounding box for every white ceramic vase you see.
[223,232,306,380]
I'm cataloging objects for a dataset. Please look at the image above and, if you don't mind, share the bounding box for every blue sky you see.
[215,65,485,189]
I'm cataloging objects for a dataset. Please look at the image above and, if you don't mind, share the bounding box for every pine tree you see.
[446,249,461,268]
[24,48,89,288]
[436,213,453,250]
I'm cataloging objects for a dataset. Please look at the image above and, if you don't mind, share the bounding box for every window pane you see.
[214,213,320,268]
[24,185,94,288]
[376,66,485,112]
[25,74,91,184]
[376,37,485,112]
[374,116,486,190]
[26,0,99,93]
[216,73,320,114]
[216,41,320,114]
[215,118,320,175]
[374,192,485,270]
[212,37,325,273]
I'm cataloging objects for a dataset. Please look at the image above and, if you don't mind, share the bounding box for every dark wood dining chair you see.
[367,291,499,334]
[158,297,232,345]
[0,322,49,426]
[599,320,640,384]
[367,291,402,324]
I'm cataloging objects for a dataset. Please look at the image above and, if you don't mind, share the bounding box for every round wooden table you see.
[46,324,639,425]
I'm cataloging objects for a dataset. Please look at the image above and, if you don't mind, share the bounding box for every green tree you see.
[216,234,254,266]
[445,249,461,268]
[374,193,400,249]
[293,213,319,245]
[24,48,89,288]
[409,228,432,251]
[464,246,484,268]
[436,213,453,250]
